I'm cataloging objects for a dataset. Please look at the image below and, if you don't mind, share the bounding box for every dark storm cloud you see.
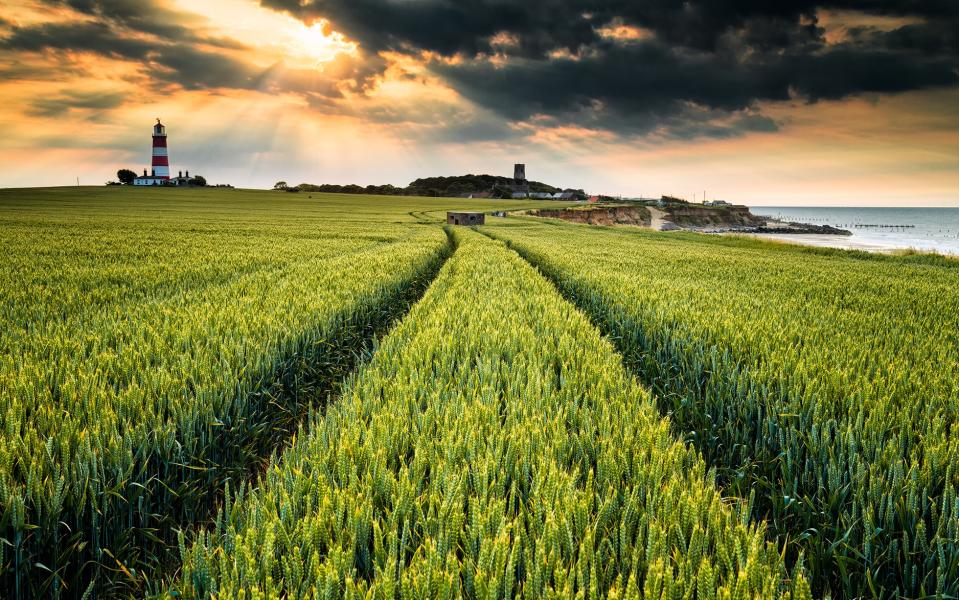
[1,20,152,57]
[782,46,959,100]
[263,0,959,138]
[28,89,126,117]
[255,0,797,59]
[40,0,247,49]
[852,20,959,56]
[432,38,957,136]
[432,42,776,137]
[260,0,955,56]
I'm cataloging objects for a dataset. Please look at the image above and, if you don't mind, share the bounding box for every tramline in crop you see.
[175,229,808,599]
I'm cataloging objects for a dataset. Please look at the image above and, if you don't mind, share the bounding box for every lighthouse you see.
[151,119,170,180]
[134,119,184,185]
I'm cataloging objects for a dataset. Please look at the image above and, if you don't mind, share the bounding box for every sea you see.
[751,207,959,256]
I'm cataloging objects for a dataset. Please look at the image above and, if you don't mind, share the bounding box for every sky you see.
[1,0,957,205]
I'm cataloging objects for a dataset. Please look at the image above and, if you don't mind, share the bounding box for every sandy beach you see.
[730,232,900,253]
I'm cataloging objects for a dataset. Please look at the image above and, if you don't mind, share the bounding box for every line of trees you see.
[275,174,583,199]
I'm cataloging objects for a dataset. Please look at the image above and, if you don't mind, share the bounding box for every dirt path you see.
[647,207,670,230]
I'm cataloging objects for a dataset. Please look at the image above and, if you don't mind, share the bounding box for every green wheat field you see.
[2,187,958,599]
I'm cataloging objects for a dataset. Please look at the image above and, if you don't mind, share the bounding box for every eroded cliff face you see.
[524,204,851,235]
[527,204,762,229]
[527,206,652,227]
[667,205,765,227]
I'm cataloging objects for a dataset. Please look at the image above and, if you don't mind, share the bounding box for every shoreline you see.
[523,203,959,256]
[727,232,959,255]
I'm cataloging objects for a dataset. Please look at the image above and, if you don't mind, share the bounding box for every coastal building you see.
[133,169,167,186]
[447,212,485,226]
[134,168,194,187]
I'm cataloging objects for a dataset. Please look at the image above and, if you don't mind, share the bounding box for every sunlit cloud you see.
[596,20,653,43]
[169,0,356,70]
[817,9,925,45]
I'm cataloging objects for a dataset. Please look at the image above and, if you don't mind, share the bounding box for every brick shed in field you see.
[447,212,485,226]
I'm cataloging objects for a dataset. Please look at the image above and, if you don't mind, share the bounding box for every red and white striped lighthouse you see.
[151,118,170,180]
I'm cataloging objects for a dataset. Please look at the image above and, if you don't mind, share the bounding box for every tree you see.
[117,169,136,185]
[273,181,288,190]
[188,175,207,187]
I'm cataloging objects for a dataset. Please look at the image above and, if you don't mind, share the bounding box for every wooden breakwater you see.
[764,214,917,230]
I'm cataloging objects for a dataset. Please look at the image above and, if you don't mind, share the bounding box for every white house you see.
[133,169,167,186]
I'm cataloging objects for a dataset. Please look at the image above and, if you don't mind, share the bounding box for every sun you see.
[287,21,358,68]
[168,0,358,70]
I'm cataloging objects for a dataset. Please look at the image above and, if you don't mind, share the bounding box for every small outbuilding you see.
[447,212,485,226]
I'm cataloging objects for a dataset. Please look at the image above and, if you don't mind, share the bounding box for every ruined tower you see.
[514,163,526,182]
